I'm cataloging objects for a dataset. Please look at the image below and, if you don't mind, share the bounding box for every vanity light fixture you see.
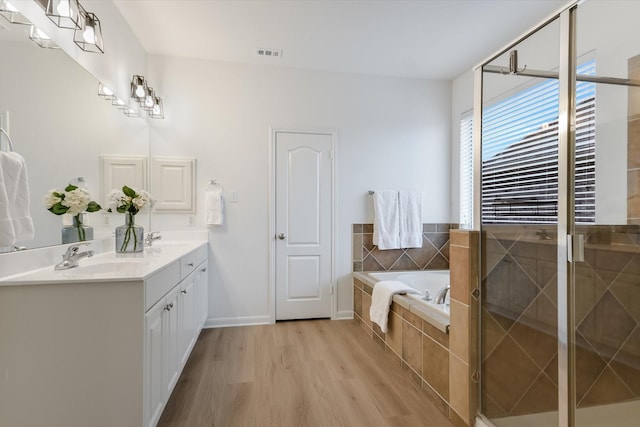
[73,5,103,53]
[124,107,139,118]
[97,82,115,100]
[130,75,147,103]
[29,25,60,49]
[112,97,127,110]
[143,87,155,111]
[0,0,31,25]
[46,0,80,29]
[149,97,164,119]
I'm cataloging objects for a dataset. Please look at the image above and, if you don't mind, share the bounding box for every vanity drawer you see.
[145,261,181,311]
[180,245,207,281]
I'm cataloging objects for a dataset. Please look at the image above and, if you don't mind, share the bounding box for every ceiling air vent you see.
[256,48,283,58]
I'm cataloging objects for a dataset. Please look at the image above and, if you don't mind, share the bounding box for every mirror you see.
[0,31,149,251]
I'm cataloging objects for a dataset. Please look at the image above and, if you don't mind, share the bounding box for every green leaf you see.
[116,206,127,214]
[49,204,68,215]
[122,186,137,198]
[86,201,102,212]
[64,184,78,192]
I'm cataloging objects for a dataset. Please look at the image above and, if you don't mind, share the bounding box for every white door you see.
[275,131,333,320]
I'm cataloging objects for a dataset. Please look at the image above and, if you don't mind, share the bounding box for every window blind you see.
[473,60,596,224]
[459,112,474,227]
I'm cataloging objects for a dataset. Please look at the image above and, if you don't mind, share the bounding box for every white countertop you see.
[0,240,207,286]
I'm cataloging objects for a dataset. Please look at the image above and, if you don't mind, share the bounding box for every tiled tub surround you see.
[353,229,480,427]
[353,272,458,424]
[352,223,453,272]
[481,225,640,420]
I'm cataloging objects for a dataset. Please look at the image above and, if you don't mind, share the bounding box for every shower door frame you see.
[473,3,579,426]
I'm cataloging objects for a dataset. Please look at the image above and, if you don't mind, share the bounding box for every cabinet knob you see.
[187,262,194,267]
[277,233,286,240]
[181,289,187,294]
[201,267,207,272]
[165,302,174,311]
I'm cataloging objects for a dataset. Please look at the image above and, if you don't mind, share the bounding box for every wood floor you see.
[158,319,454,427]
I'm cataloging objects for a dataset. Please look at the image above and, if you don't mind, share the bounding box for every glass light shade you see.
[143,87,155,111]
[98,82,115,100]
[149,97,164,119]
[29,25,60,49]
[111,97,127,110]
[0,0,31,25]
[130,75,147,103]
[73,7,103,53]
[46,0,80,29]
[124,107,139,118]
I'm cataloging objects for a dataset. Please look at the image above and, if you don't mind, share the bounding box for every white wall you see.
[147,56,451,324]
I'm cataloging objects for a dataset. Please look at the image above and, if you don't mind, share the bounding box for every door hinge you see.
[567,234,585,263]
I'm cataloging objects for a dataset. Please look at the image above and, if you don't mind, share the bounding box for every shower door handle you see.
[277,233,286,240]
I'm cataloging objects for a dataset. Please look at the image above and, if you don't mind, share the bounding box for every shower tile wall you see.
[352,224,453,272]
[481,225,640,419]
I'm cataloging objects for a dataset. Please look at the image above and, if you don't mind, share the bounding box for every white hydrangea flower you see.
[108,189,125,208]
[132,189,151,209]
[43,190,62,209]
[62,188,90,216]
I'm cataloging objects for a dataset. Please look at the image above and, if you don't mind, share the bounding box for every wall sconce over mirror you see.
[130,75,147,103]
[0,0,31,25]
[130,75,165,119]
[46,0,80,29]
[73,5,103,53]
[98,82,115,100]
[149,97,164,119]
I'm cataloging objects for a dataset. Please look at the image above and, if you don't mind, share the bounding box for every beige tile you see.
[449,354,470,424]
[385,311,402,356]
[361,292,372,329]
[449,408,470,427]
[510,373,558,416]
[449,300,469,363]
[450,245,470,304]
[363,224,373,233]
[422,319,449,348]
[353,287,362,319]
[579,366,634,407]
[352,233,363,261]
[402,320,423,376]
[423,335,450,400]
[372,322,385,340]
[353,278,364,289]
[450,230,470,248]
[402,307,422,330]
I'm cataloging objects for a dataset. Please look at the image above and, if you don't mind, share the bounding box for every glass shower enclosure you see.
[475,1,640,426]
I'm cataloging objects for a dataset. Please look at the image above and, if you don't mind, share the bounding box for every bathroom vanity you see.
[0,240,208,427]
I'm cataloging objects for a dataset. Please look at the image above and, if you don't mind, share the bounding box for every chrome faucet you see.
[435,286,450,304]
[144,231,162,247]
[54,243,94,270]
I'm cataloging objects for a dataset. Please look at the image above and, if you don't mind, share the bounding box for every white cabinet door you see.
[145,298,165,427]
[195,262,208,328]
[162,286,181,401]
[179,274,196,367]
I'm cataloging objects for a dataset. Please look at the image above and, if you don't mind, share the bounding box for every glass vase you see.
[115,212,144,253]
[61,213,93,244]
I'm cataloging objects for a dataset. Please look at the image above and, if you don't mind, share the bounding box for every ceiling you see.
[114,0,569,80]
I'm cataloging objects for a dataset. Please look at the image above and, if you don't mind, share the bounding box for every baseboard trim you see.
[204,315,272,328]
[335,310,354,320]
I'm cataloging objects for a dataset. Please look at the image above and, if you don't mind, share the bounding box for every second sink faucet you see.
[54,243,94,270]
[144,231,162,247]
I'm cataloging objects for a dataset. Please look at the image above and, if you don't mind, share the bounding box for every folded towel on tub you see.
[369,280,419,333]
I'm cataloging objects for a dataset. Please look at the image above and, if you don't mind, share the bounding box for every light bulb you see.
[152,103,160,115]
[83,24,95,44]
[145,95,153,107]
[135,85,145,98]
[56,0,70,17]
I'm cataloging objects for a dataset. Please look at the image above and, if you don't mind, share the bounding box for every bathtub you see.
[366,270,451,332]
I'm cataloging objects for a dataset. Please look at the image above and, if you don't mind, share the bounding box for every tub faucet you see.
[144,231,162,247]
[435,286,450,304]
[54,243,94,270]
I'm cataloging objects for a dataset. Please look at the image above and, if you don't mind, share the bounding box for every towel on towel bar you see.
[0,151,34,247]
[398,190,423,248]
[369,280,419,333]
[373,190,400,249]
[205,184,224,226]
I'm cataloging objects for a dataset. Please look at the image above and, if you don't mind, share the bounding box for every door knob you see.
[277,233,286,240]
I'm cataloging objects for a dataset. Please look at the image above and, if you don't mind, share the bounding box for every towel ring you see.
[0,128,14,152]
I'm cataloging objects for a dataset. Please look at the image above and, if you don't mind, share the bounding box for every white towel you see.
[0,152,34,246]
[369,280,419,333]
[205,185,224,226]
[373,190,400,250]
[399,190,423,248]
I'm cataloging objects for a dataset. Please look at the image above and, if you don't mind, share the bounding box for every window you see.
[459,112,473,227]
[459,60,596,225]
